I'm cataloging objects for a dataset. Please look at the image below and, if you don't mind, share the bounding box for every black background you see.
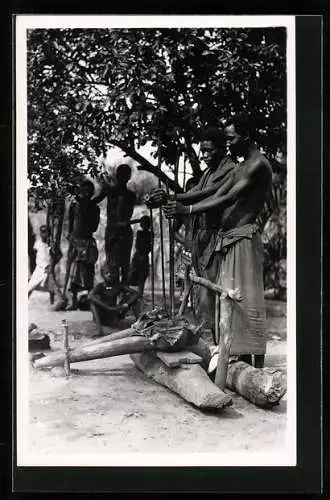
[0,6,324,496]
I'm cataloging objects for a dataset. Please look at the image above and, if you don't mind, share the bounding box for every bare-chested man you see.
[164,115,273,368]
[94,164,136,286]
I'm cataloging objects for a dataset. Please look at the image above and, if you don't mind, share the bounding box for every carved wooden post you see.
[177,264,192,318]
[214,292,220,344]
[214,293,234,390]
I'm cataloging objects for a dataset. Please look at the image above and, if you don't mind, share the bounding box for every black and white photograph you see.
[16,15,296,468]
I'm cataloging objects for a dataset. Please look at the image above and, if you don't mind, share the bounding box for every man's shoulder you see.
[93,282,105,293]
[248,150,272,174]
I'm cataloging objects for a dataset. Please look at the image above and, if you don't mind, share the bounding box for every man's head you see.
[39,225,49,243]
[101,262,119,287]
[116,164,132,187]
[78,180,95,200]
[199,127,226,169]
[140,215,151,230]
[224,113,253,158]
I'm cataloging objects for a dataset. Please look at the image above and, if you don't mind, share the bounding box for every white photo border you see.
[15,14,296,467]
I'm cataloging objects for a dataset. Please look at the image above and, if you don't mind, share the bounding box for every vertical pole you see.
[62,319,71,376]
[183,153,186,190]
[168,146,180,323]
[214,295,234,391]
[214,292,220,344]
[157,138,167,311]
[149,208,155,309]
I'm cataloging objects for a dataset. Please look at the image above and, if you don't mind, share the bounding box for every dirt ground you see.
[28,290,287,457]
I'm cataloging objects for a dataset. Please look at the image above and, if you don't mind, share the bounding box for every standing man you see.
[94,164,136,286]
[64,180,100,310]
[164,115,272,368]
[147,127,236,334]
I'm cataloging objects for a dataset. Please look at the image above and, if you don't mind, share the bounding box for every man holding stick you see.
[147,127,236,338]
[163,116,272,368]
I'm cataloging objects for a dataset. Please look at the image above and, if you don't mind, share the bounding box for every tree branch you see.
[109,141,183,193]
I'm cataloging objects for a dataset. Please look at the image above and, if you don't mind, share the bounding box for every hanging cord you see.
[149,207,155,309]
[157,137,167,311]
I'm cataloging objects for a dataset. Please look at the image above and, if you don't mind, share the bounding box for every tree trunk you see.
[131,352,232,410]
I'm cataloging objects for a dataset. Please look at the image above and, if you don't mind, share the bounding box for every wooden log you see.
[155,350,203,367]
[33,322,199,370]
[34,336,155,369]
[131,352,232,410]
[226,361,287,408]
[214,294,234,391]
[189,341,287,408]
[83,328,136,347]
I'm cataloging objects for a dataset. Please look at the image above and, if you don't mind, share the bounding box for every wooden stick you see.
[149,208,155,308]
[62,319,71,376]
[214,292,220,344]
[214,295,234,391]
[177,264,192,317]
[158,138,167,311]
[176,271,242,301]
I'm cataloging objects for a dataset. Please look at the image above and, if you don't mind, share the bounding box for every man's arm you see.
[92,185,107,204]
[91,205,100,233]
[122,286,140,307]
[164,160,263,217]
[89,287,126,313]
[190,160,262,215]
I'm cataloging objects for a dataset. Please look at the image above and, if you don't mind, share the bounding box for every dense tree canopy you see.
[27,27,286,202]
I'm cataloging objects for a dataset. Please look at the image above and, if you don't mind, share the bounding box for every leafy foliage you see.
[27,27,287,297]
[27,27,286,201]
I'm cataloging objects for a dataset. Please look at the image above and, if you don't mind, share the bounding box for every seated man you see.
[89,263,142,337]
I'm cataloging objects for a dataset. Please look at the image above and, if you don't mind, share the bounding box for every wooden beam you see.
[156,350,203,367]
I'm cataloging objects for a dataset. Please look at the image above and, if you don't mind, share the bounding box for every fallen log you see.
[33,319,201,370]
[130,352,232,410]
[33,336,155,369]
[188,340,287,408]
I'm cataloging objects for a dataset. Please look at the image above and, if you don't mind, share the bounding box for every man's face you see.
[103,267,118,287]
[200,141,223,168]
[40,229,48,242]
[79,184,93,200]
[224,124,243,157]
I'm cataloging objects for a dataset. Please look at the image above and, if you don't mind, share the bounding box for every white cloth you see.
[34,239,51,269]
[28,239,51,293]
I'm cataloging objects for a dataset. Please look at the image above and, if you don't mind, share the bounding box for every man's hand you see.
[163,201,189,218]
[144,188,168,208]
[120,302,129,312]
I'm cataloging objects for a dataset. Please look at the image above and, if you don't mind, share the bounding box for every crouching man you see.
[89,263,142,337]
